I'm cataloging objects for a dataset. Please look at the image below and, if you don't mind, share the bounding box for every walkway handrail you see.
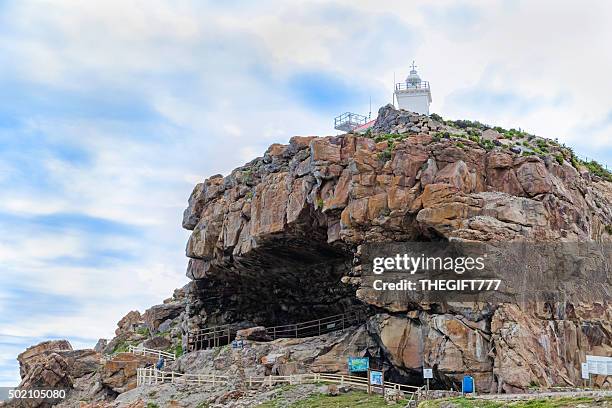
[137,368,423,396]
[137,367,229,386]
[265,310,365,340]
[128,345,176,361]
[187,309,367,352]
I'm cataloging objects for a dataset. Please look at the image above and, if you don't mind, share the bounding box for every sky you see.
[0,0,611,386]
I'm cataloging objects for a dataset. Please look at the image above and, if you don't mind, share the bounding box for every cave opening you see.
[189,234,365,331]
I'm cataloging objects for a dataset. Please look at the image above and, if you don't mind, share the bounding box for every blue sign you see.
[369,370,383,386]
[348,357,369,372]
[462,375,474,394]
[231,339,245,349]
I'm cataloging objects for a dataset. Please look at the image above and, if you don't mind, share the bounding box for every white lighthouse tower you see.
[394,61,432,115]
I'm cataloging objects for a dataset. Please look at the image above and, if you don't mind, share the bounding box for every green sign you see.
[348,357,369,372]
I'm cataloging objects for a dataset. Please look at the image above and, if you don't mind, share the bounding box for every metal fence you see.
[395,81,430,91]
[186,324,234,352]
[128,345,176,361]
[265,310,366,340]
[186,310,367,352]
[137,368,423,397]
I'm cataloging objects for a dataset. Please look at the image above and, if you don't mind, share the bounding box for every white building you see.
[394,62,432,115]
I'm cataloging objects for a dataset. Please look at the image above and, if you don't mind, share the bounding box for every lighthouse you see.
[394,62,432,115]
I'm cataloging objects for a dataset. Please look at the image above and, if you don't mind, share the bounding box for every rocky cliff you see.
[181,105,612,393]
[8,106,612,407]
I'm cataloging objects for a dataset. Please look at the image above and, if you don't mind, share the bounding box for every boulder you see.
[101,353,157,393]
[18,340,73,378]
[142,303,183,333]
[235,326,272,342]
[115,311,142,336]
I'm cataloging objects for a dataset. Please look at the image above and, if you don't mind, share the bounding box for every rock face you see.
[181,105,612,391]
[17,340,73,379]
[101,353,158,394]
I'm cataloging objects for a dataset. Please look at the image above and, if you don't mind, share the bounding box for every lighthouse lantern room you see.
[394,61,432,115]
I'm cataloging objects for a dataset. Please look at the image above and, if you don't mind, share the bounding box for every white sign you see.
[423,368,433,379]
[586,355,612,376]
[581,363,589,380]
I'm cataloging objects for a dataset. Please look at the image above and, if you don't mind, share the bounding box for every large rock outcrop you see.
[181,105,612,391]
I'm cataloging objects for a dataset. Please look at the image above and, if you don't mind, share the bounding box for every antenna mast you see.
[392,71,396,107]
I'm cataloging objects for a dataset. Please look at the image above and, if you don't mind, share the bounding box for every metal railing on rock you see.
[186,324,234,352]
[136,368,423,398]
[137,367,229,386]
[265,310,366,339]
[128,345,176,361]
[187,310,367,352]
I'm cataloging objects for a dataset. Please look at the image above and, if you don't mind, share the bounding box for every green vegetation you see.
[136,327,150,336]
[373,132,406,144]
[196,402,210,408]
[257,391,403,408]
[583,160,612,182]
[146,403,160,408]
[429,113,443,122]
[456,141,465,149]
[555,154,564,165]
[245,191,254,200]
[316,197,325,209]
[373,133,405,162]
[446,119,489,130]
[112,339,139,354]
[377,149,392,162]
[242,168,254,184]
[480,139,495,151]
[418,396,611,408]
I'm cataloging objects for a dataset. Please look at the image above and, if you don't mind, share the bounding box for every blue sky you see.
[0,0,611,386]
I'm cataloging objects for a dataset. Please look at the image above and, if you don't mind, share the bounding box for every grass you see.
[418,396,612,408]
[257,391,404,408]
[136,327,150,336]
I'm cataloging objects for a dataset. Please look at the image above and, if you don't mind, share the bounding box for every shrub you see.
[136,327,150,336]
[584,160,612,182]
[429,113,443,122]
[456,141,465,149]
[374,133,404,143]
[449,119,489,130]
[377,149,392,162]
[555,154,564,165]
[468,134,480,143]
[480,139,495,151]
